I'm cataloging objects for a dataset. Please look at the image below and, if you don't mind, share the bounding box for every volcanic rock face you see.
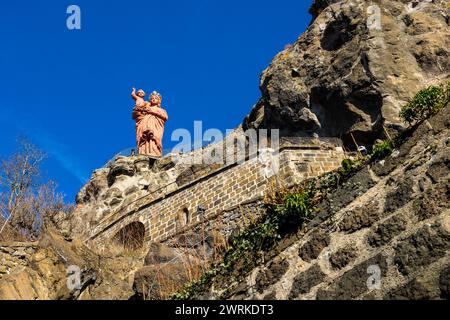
[0,228,143,300]
[244,0,449,146]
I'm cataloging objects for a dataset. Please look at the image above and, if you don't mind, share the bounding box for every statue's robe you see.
[132,104,168,157]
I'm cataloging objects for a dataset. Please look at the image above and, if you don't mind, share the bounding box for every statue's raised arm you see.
[131,87,147,107]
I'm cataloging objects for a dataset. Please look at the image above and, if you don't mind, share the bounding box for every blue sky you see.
[0,0,312,202]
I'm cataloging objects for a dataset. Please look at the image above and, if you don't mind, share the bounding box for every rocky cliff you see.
[244,0,449,146]
[0,228,144,299]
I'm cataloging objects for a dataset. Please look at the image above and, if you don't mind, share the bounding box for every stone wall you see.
[89,139,346,246]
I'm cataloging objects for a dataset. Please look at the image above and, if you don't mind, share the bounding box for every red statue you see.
[131,88,168,157]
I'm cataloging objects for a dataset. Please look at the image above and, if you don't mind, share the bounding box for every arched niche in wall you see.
[112,221,146,250]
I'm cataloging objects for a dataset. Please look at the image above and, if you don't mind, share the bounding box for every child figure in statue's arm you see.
[131,87,147,108]
[131,87,151,125]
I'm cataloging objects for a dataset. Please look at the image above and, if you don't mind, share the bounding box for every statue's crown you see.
[150,91,162,99]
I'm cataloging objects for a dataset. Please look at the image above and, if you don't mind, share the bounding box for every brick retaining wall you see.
[90,139,346,246]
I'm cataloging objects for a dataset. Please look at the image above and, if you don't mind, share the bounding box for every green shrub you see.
[372,139,394,160]
[400,84,448,125]
[341,158,363,175]
[341,158,354,173]
[283,192,313,219]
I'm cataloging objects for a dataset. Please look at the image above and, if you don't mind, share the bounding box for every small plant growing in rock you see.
[399,83,449,125]
[341,158,355,173]
[340,158,364,176]
[371,139,395,160]
[283,192,314,220]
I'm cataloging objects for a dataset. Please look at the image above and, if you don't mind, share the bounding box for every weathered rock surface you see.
[244,0,449,147]
[0,228,145,300]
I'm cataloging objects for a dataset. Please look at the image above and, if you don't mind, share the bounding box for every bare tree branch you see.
[0,137,70,241]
